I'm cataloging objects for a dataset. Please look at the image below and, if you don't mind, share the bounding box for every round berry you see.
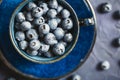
[54,27,64,40]
[32,7,43,18]
[29,40,40,50]
[34,17,45,25]
[15,31,25,41]
[101,3,112,13]
[20,21,32,31]
[48,0,58,9]
[16,12,25,23]
[62,18,73,30]
[26,12,34,21]
[57,5,63,13]
[19,40,28,50]
[64,33,73,42]
[44,33,58,45]
[47,9,57,18]
[53,43,65,55]
[27,49,38,56]
[26,2,37,11]
[48,19,58,30]
[39,23,50,35]
[101,61,110,70]
[39,3,49,14]
[72,74,81,80]
[39,43,50,53]
[26,29,38,40]
[61,9,70,18]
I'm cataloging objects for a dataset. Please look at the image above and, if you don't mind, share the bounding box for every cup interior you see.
[9,0,79,64]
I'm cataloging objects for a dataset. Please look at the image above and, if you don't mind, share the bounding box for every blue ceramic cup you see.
[9,0,79,64]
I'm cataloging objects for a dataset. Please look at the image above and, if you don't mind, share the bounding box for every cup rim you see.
[9,0,80,64]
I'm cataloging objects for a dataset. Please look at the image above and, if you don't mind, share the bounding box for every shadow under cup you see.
[9,0,79,64]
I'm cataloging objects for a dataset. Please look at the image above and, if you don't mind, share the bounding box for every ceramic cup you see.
[9,0,79,64]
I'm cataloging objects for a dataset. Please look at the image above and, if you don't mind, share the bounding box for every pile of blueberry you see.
[15,0,73,58]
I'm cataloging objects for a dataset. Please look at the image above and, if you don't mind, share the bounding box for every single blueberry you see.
[26,29,38,40]
[39,3,49,14]
[53,43,65,56]
[62,18,73,30]
[33,17,45,25]
[64,33,73,42]
[44,33,58,45]
[20,21,32,31]
[32,7,44,18]
[48,19,58,30]
[16,12,25,23]
[29,39,40,50]
[54,27,65,40]
[39,23,50,35]
[26,2,37,11]
[48,0,58,9]
[15,31,25,41]
[47,9,57,18]
[61,9,70,18]
[19,40,28,50]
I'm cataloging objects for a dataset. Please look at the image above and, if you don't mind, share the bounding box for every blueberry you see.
[26,29,38,40]
[39,23,50,35]
[64,33,73,42]
[101,61,110,70]
[15,23,21,30]
[19,40,28,50]
[54,27,64,40]
[61,9,70,18]
[39,43,50,53]
[29,39,40,50]
[53,43,65,55]
[59,41,67,47]
[44,33,58,45]
[15,31,25,41]
[16,12,25,23]
[27,49,38,56]
[43,52,53,58]
[62,18,73,30]
[26,12,34,21]
[72,74,81,80]
[101,3,112,13]
[47,9,57,18]
[48,19,58,30]
[48,0,58,9]
[20,21,32,31]
[34,17,45,25]
[26,2,37,11]
[32,7,43,18]
[57,5,63,13]
[39,3,49,14]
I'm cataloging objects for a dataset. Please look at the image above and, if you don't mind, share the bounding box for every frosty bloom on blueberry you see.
[16,12,25,23]
[14,0,74,58]
[26,2,37,11]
